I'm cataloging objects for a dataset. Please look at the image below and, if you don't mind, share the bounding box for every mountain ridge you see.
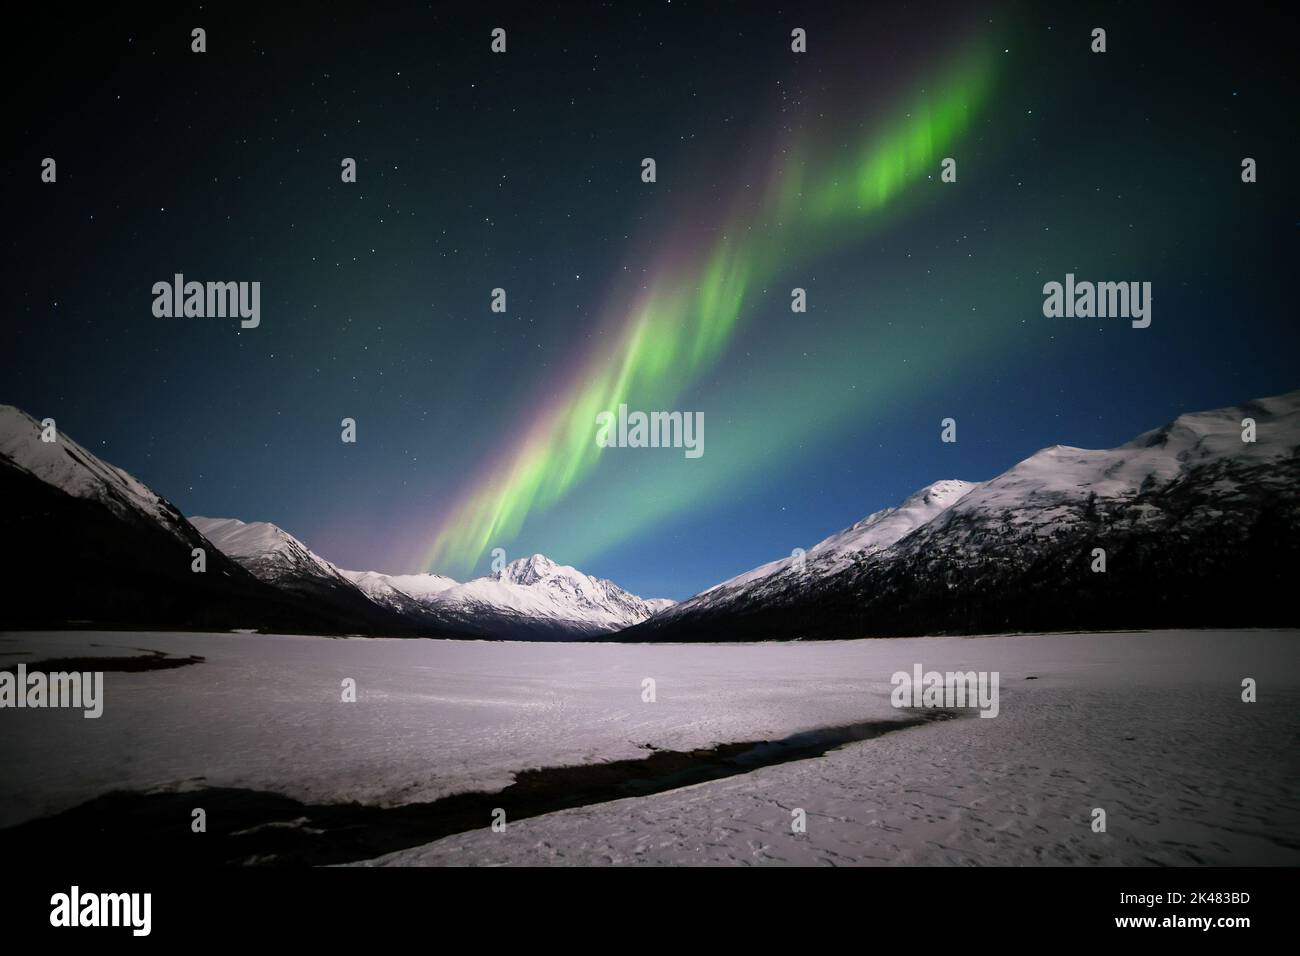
[192,520,673,640]
[618,389,1300,641]
[5,390,1294,641]
[0,406,441,636]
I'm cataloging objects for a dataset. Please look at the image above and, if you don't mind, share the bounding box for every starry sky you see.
[5,2,1297,600]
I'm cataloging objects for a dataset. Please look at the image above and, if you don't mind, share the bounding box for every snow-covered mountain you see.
[192,517,349,587]
[624,390,1300,641]
[340,569,458,619]
[342,553,673,640]
[343,567,460,606]
[433,553,671,638]
[12,388,1291,642]
[0,406,429,635]
[191,516,477,635]
[653,478,977,626]
[192,515,671,639]
[0,406,194,542]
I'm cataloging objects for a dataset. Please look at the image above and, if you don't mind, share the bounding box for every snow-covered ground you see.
[1,629,1295,866]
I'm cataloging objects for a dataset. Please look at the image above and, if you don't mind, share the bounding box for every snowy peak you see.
[495,553,559,586]
[1124,390,1300,463]
[901,478,979,509]
[344,551,674,638]
[491,553,626,605]
[190,515,451,633]
[194,516,324,564]
[0,405,187,538]
[0,405,662,639]
[938,389,1300,531]
[198,520,667,638]
[812,478,978,561]
[343,570,457,604]
[338,568,458,620]
[686,478,979,605]
[0,408,440,636]
[435,552,670,635]
[378,573,460,601]
[628,388,1300,641]
[192,516,346,587]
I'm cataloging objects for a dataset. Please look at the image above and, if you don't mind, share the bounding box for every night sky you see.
[5,2,1297,600]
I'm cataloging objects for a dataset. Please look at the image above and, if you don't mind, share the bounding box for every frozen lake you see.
[1,628,1296,865]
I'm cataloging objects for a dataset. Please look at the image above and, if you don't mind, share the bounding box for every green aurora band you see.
[425,41,998,576]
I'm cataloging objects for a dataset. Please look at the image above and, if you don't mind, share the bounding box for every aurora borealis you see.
[424,40,997,576]
[6,2,1297,600]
